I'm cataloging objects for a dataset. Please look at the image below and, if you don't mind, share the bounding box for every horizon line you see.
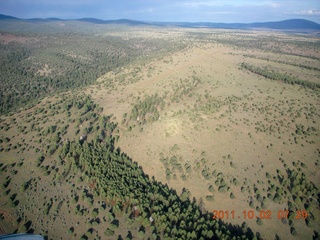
[1,13,320,25]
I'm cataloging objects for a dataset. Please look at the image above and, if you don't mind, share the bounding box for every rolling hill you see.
[170,19,320,30]
[0,14,319,30]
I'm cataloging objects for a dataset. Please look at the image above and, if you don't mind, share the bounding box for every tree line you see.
[241,62,320,90]
[57,111,257,239]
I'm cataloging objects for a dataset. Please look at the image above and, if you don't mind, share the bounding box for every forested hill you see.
[56,96,256,239]
[246,19,320,30]
[0,23,183,114]
[0,94,257,239]
[1,14,319,30]
[170,19,320,30]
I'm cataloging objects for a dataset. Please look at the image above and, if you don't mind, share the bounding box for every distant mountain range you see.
[169,19,320,30]
[0,14,320,30]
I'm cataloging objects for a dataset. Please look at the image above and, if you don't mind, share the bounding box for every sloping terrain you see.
[0,21,319,240]
[88,29,320,239]
[0,26,181,114]
[0,93,256,239]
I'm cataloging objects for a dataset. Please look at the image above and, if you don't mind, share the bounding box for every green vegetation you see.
[241,62,320,90]
[59,124,254,239]
[0,29,184,114]
[0,93,257,239]
[124,94,164,126]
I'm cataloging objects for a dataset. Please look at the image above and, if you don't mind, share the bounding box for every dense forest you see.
[0,31,184,114]
[57,113,256,239]
[0,94,258,239]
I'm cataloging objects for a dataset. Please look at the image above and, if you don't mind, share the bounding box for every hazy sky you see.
[1,0,320,23]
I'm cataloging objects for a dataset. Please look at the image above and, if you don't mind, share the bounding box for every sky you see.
[1,0,320,23]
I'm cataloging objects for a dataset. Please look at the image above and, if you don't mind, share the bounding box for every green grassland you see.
[0,22,319,240]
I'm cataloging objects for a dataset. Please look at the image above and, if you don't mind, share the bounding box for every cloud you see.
[30,0,101,5]
[206,11,235,14]
[181,1,219,8]
[270,2,280,8]
[293,9,320,15]
[181,1,281,9]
